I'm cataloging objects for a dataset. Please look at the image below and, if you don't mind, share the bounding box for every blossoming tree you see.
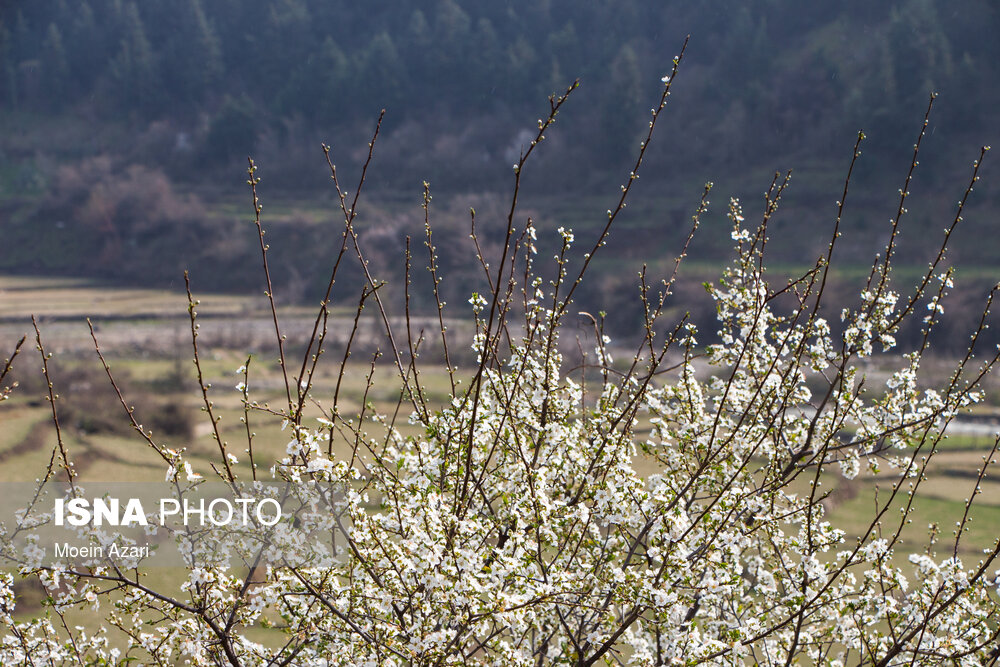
[2,47,999,665]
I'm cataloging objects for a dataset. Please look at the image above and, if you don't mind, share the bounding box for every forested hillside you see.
[5,0,997,179]
[1,0,998,342]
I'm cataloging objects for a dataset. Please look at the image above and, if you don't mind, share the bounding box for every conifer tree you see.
[41,23,70,106]
[110,2,159,115]
[601,43,643,160]
[0,21,14,109]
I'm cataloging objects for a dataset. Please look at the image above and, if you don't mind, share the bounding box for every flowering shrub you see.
[2,54,999,665]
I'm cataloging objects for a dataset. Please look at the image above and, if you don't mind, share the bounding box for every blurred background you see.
[1,0,998,343]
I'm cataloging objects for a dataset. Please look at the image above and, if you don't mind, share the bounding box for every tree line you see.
[2,0,997,184]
